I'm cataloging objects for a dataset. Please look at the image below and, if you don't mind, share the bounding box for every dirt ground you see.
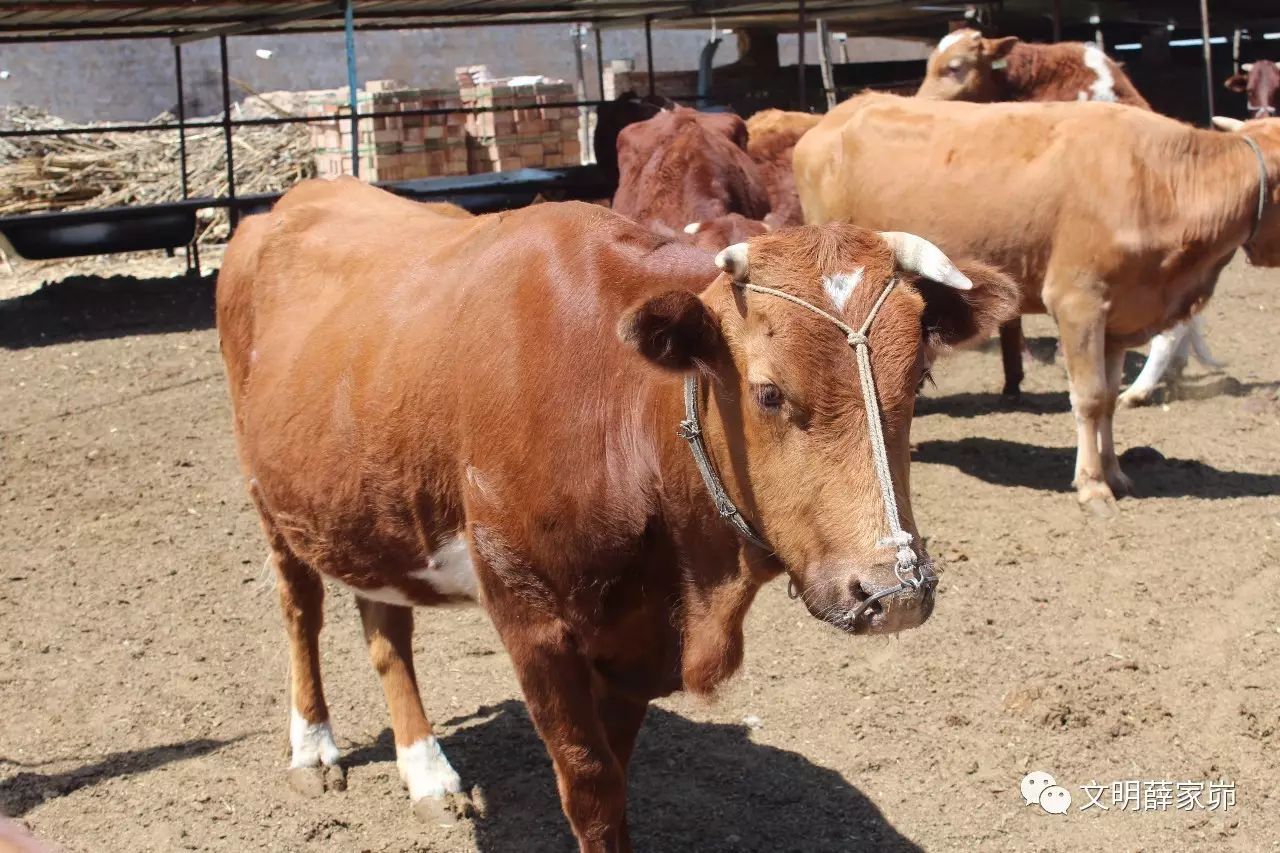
[1,250,1277,853]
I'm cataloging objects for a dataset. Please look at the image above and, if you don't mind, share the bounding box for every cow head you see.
[683,213,771,251]
[1211,114,1280,266]
[619,224,1019,635]
[916,28,1019,102]
[1225,60,1280,120]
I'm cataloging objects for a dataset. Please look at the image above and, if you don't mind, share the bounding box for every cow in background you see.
[612,106,770,237]
[795,93,1280,510]
[682,212,770,251]
[1226,60,1280,119]
[591,91,676,185]
[916,28,1222,406]
[744,108,822,229]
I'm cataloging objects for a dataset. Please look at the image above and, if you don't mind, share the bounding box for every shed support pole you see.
[1200,0,1215,122]
[1052,0,1062,42]
[816,18,835,110]
[218,35,237,231]
[797,0,807,109]
[645,16,655,97]
[1232,27,1242,75]
[594,24,606,99]
[345,0,360,178]
[174,42,198,277]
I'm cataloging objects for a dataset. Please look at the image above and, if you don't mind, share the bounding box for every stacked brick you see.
[306,69,581,183]
[602,60,698,101]
[457,67,581,173]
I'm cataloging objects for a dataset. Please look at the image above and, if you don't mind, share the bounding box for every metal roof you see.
[0,1,1277,43]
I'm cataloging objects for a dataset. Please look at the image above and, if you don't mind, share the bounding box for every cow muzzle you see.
[793,558,938,635]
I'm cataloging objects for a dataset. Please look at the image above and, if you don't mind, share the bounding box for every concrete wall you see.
[0,27,931,121]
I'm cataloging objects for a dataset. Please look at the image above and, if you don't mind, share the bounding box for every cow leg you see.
[998,319,1026,401]
[1100,343,1134,497]
[498,616,630,853]
[1052,295,1114,509]
[1188,314,1225,369]
[273,546,345,796]
[596,690,648,849]
[1118,323,1189,408]
[355,598,467,822]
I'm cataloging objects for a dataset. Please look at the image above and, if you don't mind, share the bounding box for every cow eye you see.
[752,383,784,411]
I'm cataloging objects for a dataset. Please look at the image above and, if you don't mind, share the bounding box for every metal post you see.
[344,0,360,178]
[218,35,237,230]
[816,19,836,110]
[644,16,655,97]
[571,24,590,164]
[1232,27,1242,75]
[1052,0,1062,42]
[1199,0,1215,121]
[594,24,606,100]
[796,0,807,109]
[174,42,198,276]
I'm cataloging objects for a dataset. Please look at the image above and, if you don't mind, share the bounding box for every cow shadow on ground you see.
[913,437,1280,499]
[0,737,234,817]
[353,700,922,852]
[0,272,214,350]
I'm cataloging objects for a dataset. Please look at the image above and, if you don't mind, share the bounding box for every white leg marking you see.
[1082,44,1117,101]
[1119,325,1188,405]
[822,267,864,313]
[290,707,340,768]
[397,737,463,801]
[409,535,478,599]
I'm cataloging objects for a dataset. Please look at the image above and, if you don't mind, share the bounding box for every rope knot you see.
[846,331,868,347]
[676,419,700,441]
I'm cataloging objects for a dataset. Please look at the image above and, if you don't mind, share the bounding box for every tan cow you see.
[217,177,1017,850]
[745,108,823,229]
[795,94,1280,509]
[912,28,1214,407]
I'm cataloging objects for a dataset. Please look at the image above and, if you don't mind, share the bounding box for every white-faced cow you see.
[217,177,1018,851]
[916,29,1224,406]
[1226,60,1279,120]
[795,94,1280,510]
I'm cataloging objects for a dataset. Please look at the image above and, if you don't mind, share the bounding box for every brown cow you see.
[1226,60,1280,120]
[592,91,677,184]
[794,94,1280,510]
[917,29,1150,108]
[217,177,1017,850]
[745,108,822,229]
[681,212,770,251]
[612,106,770,232]
[917,29,1159,401]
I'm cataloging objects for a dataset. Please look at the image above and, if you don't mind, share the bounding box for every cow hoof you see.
[1116,390,1149,409]
[412,791,475,826]
[1000,386,1022,405]
[1075,481,1117,517]
[287,765,346,797]
[1107,469,1135,498]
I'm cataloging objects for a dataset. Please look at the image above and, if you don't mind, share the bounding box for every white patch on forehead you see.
[408,534,478,599]
[936,30,972,53]
[290,707,340,768]
[822,267,864,313]
[1082,44,1116,101]
[397,737,463,801]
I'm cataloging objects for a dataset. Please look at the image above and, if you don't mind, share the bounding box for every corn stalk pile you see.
[0,103,315,242]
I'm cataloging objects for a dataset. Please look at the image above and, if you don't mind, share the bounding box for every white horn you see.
[715,243,749,282]
[1212,115,1245,132]
[1242,62,1254,72]
[684,221,702,235]
[879,231,973,290]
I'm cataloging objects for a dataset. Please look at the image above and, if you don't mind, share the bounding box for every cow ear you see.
[916,259,1021,354]
[619,290,722,371]
[984,36,1019,61]
[1224,74,1249,93]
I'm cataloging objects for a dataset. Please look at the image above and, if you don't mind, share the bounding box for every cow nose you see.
[851,571,935,634]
